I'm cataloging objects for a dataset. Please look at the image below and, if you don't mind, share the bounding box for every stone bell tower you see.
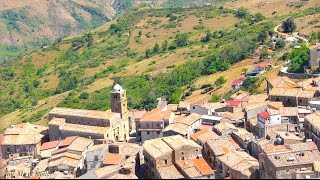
[110,84,129,141]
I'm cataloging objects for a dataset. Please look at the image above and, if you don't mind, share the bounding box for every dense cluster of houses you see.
[2,75,320,179]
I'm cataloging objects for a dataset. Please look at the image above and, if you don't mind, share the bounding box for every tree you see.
[145,49,152,58]
[258,30,268,43]
[254,13,265,22]
[211,94,221,102]
[241,77,258,94]
[175,34,189,47]
[235,7,248,18]
[162,40,169,51]
[56,75,79,94]
[214,76,227,87]
[275,40,286,50]
[153,43,160,53]
[260,48,269,60]
[80,92,90,99]
[288,46,309,73]
[201,31,213,43]
[282,18,296,33]
[85,33,94,47]
[242,68,248,75]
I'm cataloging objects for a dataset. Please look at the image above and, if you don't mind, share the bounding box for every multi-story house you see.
[136,108,174,142]
[1,123,48,159]
[143,135,214,179]
[259,142,320,179]
[256,109,282,138]
[304,112,320,149]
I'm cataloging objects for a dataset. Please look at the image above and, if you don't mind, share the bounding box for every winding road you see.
[274,23,309,46]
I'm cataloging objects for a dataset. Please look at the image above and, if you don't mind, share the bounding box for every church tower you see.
[110,84,129,141]
[110,84,129,119]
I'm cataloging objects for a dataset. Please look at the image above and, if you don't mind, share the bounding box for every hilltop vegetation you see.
[0,0,319,130]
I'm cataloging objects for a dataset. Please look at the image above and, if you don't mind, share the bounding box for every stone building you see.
[1,123,48,159]
[243,102,268,132]
[266,77,299,95]
[309,44,320,70]
[86,144,109,171]
[304,112,320,149]
[48,84,130,142]
[204,136,241,171]
[136,108,174,142]
[161,113,202,138]
[259,144,320,179]
[256,109,282,138]
[218,150,259,179]
[143,135,214,179]
[48,136,94,177]
[40,140,62,159]
[212,122,237,136]
[191,129,219,152]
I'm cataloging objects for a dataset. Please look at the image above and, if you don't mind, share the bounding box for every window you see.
[157,131,160,134]
[94,155,99,161]
[147,131,150,135]
[193,107,195,109]
[164,160,168,165]
[146,124,150,128]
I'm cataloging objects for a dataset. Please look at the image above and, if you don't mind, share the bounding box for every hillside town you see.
[2,42,320,179]
[2,13,320,177]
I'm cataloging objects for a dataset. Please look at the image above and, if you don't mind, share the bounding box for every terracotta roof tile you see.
[167,104,179,112]
[59,136,77,148]
[226,100,242,107]
[41,140,62,151]
[131,110,146,119]
[191,129,209,142]
[141,108,173,122]
[52,147,68,155]
[49,107,115,121]
[192,158,214,176]
[103,153,125,165]
[267,77,298,89]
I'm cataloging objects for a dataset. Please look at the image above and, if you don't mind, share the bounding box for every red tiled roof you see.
[232,77,245,85]
[103,153,125,165]
[191,129,209,141]
[59,136,77,148]
[192,158,214,176]
[52,147,68,155]
[131,110,146,119]
[259,111,270,119]
[199,125,214,130]
[141,108,172,122]
[226,100,242,107]
[40,140,62,151]
[194,101,205,106]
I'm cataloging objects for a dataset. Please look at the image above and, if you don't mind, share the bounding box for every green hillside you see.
[0,0,319,130]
